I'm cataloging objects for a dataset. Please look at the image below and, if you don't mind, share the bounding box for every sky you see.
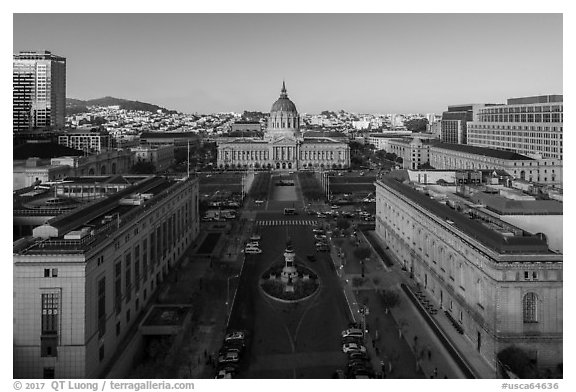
[12,13,563,115]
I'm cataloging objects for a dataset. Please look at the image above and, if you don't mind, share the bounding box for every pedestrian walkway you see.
[361,231,496,379]
[255,219,318,226]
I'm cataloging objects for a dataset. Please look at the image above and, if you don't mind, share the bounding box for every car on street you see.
[218,351,240,364]
[215,369,232,379]
[348,351,369,361]
[224,331,246,341]
[347,358,369,368]
[312,228,325,234]
[314,234,327,240]
[223,337,245,349]
[341,328,364,338]
[250,234,261,241]
[254,200,264,205]
[219,346,242,357]
[246,241,260,248]
[342,343,367,354]
[317,212,327,218]
[316,244,329,252]
[244,247,262,254]
[342,336,364,346]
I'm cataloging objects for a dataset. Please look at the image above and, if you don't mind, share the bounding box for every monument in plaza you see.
[260,238,320,301]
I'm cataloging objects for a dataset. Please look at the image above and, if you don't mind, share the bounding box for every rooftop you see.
[430,141,534,161]
[379,176,551,255]
[14,142,84,160]
[15,176,195,255]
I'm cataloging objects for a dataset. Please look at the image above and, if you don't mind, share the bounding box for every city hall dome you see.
[271,81,298,113]
[267,81,300,139]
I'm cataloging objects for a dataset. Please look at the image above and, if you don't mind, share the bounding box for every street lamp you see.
[226,274,240,307]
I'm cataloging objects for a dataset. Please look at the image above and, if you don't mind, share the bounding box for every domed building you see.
[267,81,300,139]
[217,82,350,171]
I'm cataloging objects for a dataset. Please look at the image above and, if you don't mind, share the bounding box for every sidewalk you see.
[356,230,496,379]
[327,224,496,379]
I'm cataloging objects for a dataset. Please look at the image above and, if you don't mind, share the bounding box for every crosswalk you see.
[256,220,318,226]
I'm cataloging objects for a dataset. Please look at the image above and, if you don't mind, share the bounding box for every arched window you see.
[523,292,538,323]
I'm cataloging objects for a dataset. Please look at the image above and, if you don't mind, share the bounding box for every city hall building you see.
[217,82,350,170]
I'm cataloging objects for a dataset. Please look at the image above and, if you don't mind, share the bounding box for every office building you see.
[429,142,562,186]
[13,176,200,378]
[58,129,112,154]
[467,95,563,160]
[13,51,66,132]
[440,104,495,145]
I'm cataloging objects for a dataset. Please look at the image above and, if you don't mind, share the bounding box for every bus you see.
[283,208,296,215]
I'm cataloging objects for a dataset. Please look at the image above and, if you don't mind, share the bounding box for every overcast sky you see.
[13,13,563,114]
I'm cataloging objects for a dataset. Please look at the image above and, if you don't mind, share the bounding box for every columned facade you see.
[217,82,350,171]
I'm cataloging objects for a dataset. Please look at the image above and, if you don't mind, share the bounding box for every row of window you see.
[379,194,542,324]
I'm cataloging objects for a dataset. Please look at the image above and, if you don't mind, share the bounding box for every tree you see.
[404,118,429,133]
[336,218,351,233]
[497,346,539,379]
[380,289,400,313]
[354,246,371,277]
[130,161,156,174]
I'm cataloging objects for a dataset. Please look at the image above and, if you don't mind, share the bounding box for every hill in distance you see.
[66,96,179,116]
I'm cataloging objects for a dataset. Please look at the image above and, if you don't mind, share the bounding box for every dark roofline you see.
[379,176,550,255]
[140,132,200,139]
[430,141,533,161]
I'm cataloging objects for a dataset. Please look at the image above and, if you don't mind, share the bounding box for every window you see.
[97,277,106,338]
[44,269,50,277]
[52,268,58,277]
[125,253,132,303]
[523,292,538,323]
[41,293,59,357]
[114,260,122,314]
[43,367,55,379]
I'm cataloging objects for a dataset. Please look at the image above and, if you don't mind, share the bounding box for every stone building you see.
[217,82,350,170]
[13,176,200,378]
[375,176,562,372]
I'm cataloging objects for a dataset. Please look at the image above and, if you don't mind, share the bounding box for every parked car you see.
[348,351,369,361]
[342,343,367,354]
[215,369,233,379]
[224,331,246,342]
[314,234,327,241]
[249,234,261,241]
[317,213,327,218]
[316,245,329,252]
[246,241,260,248]
[341,328,364,338]
[342,335,364,345]
[312,228,325,234]
[244,247,262,254]
[218,351,240,363]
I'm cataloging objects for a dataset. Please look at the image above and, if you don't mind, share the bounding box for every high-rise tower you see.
[13,51,66,132]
